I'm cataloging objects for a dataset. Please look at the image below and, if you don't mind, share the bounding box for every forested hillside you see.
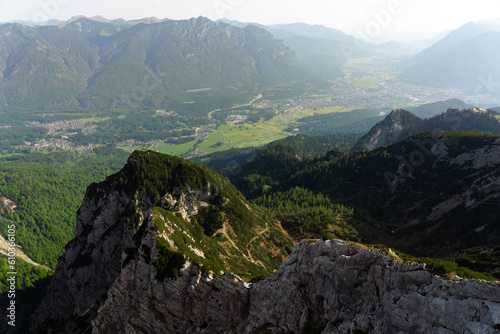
[0,148,128,270]
[0,17,317,115]
[224,131,500,278]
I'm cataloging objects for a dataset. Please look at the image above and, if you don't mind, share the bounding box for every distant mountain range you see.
[5,13,500,113]
[220,18,500,90]
[407,98,470,118]
[218,20,371,80]
[401,19,500,90]
[2,14,500,115]
[1,15,168,27]
[0,17,313,113]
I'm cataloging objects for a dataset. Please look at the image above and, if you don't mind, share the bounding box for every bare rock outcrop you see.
[91,239,500,334]
[29,150,500,334]
[353,109,424,150]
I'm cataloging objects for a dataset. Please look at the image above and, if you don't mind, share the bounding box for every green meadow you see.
[142,106,356,157]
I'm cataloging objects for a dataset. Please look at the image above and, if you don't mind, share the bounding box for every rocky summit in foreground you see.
[91,239,500,334]
[28,150,500,334]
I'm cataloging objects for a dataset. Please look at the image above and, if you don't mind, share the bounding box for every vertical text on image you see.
[6,224,17,327]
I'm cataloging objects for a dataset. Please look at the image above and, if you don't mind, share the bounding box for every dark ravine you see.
[28,151,500,334]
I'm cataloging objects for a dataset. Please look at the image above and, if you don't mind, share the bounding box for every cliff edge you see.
[28,151,500,334]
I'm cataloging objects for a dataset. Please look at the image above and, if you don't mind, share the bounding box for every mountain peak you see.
[386,108,420,120]
[353,109,424,150]
[354,108,500,151]
[402,19,500,88]
[30,150,293,332]
[66,15,111,24]
[187,16,213,26]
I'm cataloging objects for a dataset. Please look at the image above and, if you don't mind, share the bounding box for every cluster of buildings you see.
[185,148,208,160]
[254,96,336,116]
[329,79,464,109]
[17,138,96,151]
[115,140,161,147]
[195,124,218,140]
[155,110,179,117]
[25,120,95,137]
[225,114,248,124]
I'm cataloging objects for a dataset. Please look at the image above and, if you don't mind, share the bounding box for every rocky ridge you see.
[353,109,424,151]
[426,137,500,221]
[28,150,291,333]
[354,108,500,150]
[28,151,500,334]
[94,238,500,334]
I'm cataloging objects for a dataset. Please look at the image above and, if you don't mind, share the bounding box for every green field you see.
[152,140,197,156]
[143,106,356,157]
[308,106,350,115]
[77,117,109,124]
[203,108,352,150]
[219,114,292,148]
[196,131,232,153]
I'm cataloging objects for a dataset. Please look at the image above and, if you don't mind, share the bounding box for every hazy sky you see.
[1,0,499,42]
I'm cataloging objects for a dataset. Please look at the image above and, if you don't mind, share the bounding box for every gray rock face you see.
[28,187,141,333]
[29,181,500,334]
[353,109,423,150]
[353,108,500,151]
[29,152,500,334]
[426,137,500,221]
[91,238,500,334]
[245,240,500,334]
[28,174,211,333]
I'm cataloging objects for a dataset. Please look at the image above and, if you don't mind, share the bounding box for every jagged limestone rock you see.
[29,151,500,334]
[35,230,500,334]
[90,239,500,334]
